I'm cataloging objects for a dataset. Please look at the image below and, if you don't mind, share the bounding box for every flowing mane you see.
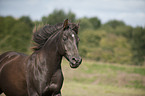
[32,22,79,51]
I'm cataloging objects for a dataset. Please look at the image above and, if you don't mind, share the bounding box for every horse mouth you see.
[69,59,82,68]
[70,63,79,68]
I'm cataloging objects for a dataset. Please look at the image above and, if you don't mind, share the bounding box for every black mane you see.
[32,22,79,51]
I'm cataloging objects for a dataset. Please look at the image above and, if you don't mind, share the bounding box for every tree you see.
[19,16,33,27]
[0,16,5,39]
[0,16,16,51]
[131,27,145,65]
[89,17,101,29]
[0,16,33,53]
[104,20,125,29]
[42,9,76,25]
[78,17,93,31]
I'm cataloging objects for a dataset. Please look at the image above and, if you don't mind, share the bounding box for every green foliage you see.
[79,29,132,64]
[79,29,104,57]
[131,27,145,65]
[100,20,133,38]
[78,17,101,31]
[78,17,94,31]
[89,17,101,29]
[42,9,76,25]
[104,20,125,29]
[19,16,33,27]
[93,19,144,65]
[0,16,33,53]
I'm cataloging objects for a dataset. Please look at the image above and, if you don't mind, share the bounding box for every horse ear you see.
[63,19,68,30]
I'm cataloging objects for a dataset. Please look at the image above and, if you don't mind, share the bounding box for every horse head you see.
[59,19,82,68]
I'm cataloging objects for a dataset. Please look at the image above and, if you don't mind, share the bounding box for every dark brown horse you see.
[0,19,82,96]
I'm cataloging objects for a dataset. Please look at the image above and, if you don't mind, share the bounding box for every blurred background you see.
[0,0,145,96]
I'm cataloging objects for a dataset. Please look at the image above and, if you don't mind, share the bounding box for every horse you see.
[0,19,82,96]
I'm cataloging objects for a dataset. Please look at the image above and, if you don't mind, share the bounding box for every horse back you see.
[0,51,28,96]
[0,51,27,72]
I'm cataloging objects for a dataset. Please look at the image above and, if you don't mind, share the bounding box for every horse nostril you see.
[72,57,82,63]
[72,57,77,61]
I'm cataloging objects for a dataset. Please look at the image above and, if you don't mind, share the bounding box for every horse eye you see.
[63,36,68,41]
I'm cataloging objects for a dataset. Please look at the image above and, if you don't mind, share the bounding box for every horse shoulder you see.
[43,69,64,95]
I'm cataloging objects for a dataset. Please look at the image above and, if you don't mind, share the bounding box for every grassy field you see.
[1,59,145,96]
[61,59,145,96]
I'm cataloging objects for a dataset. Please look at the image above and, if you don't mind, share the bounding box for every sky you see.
[0,0,145,27]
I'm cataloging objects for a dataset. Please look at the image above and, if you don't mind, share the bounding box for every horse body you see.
[0,51,27,96]
[0,19,82,96]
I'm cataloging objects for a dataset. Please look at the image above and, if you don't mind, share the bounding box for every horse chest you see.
[42,69,64,95]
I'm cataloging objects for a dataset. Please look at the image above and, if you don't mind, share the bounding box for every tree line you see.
[0,9,145,65]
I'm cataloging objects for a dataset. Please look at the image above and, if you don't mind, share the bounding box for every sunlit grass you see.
[62,81,145,96]
[61,59,145,96]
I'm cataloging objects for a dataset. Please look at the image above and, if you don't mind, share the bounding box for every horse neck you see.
[37,33,62,71]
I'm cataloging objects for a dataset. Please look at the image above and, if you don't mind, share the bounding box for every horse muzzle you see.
[69,57,82,68]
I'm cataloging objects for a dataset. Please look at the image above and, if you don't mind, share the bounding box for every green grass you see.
[62,81,145,96]
[61,59,145,96]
